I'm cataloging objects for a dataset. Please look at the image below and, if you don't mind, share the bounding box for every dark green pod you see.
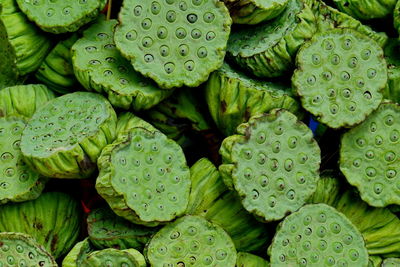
[0,18,18,88]
[62,238,95,267]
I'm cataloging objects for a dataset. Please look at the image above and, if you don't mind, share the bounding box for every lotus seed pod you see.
[369,256,383,267]
[236,252,270,267]
[35,34,80,94]
[383,39,400,104]
[340,102,400,206]
[116,112,159,137]
[0,0,52,75]
[333,0,396,20]
[87,206,159,250]
[268,203,369,267]
[145,215,237,266]
[15,0,107,34]
[72,17,171,111]
[114,0,232,89]
[96,127,191,226]
[82,248,147,267]
[293,28,387,129]
[205,62,303,136]
[0,18,18,88]
[0,116,46,204]
[307,171,341,206]
[223,0,288,25]
[382,258,400,266]
[227,0,317,78]
[219,110,321,222]
[0,192,82,259]
[0,232,57,267]
[0,84,55,119]
[62,238,94,267]
[20,92,117,179]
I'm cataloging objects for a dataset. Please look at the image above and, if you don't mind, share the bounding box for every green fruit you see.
[20,92,117,179]
[116,112,159,137]
[0,18,18,88]
[382,258,400,267]
[236,252,270,267]
[268,204,369,267]
[293,28,386,128]
[0,116,46,204]
[0,232,57,267]
[114,0,232,89]
[205,62,303,136]
[145,215,237,266]
[82,248,146,267]
[383,38,400,104]
[333,0,396,20]
[62,238,94,267]
[0,84,55,119]
[15,0,107,34]
[220,110,320,222]
[340,102,400,207]
[96,127,191,226]
[227,0,317,78]
[72,17,171,111]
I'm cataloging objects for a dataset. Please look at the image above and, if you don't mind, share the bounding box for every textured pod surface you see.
[0,232,57,267]
[0,116,46,204]
[0,18,18,88]
[87,206,158,250]
[236,252,270,267]
[383,39,400,104]
[293,28,386,128]
[268,204,369,267]
[96,127,191,226]
[62,238,94,267]
[72,17,170,111]
[16,0,106,34]
[219,110,320,222]
[146,215,237,266]
[116,112,159,137]
[83,248,147,267]
[382,258,400,266]
[0,192,82,259]
[20,92,117,178]
[340,102,400,206]
[0,84,55,119]
[114,0,232,89]
[205,62,303,136]
[227,0,317,78]
[333,0,396,20]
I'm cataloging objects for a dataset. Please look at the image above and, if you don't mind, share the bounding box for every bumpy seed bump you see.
[219,110,321,222]
[340,102,400,207]
[96,127,190,226]
[146,215,237,266]
[82,248,146,267]
[293,28,386,128]
[333,0,396,20]
[268,204,368,267]
[20,92,117,179]
[114,0,232,89]
[15,0,107,33]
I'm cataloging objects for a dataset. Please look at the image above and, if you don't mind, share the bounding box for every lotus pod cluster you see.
[0,232,57,267]
[0,18,18,88]
[223,0,288,25]
[220,110,321,222]
[340,102,400,207]
[268,204,369,266]
[20,92,117,178]
[293,28,387,128]
[72,17,171,111]
[236,252,270,267]
[333,0,397,20]
[383,39,400,104]
[0,192,82,259]
[145,215,237,266]
[205,62,303,136]
[15,0,107,34]
[0,84,55,118]
[87,206,159,250]
[227,0,317,78]
[114,0,232,89]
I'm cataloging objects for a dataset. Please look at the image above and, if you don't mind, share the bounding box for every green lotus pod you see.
[62,238,94,267]
[0,116,46,204]
[382,258,400,266]
[72,17,171,111]
[306,171,341,206]
[0,232,57,267]
[96,127,191,227]
[114,0,232,89]
[293,28,386,129]
[0,18,18,88]
[236,252,270,267]
[116,112,158,137]
[87,206,158,250]
[83,248,146,267]
[15,0,107,34]
[333,0,396,20]
[145,215,237,266]
[0,0,52,75]
[223,0,288,25]
[340,102,400,207]
[220,110,321,222]
[0,84,55,119]
[205,62,303,136]
[268,204,369,267]
[227,0,317,78]
[20,92,117,179]
[0,192,82,259]
[383,39,400,104]
[35,34,80,94]
[369,256,383,267]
